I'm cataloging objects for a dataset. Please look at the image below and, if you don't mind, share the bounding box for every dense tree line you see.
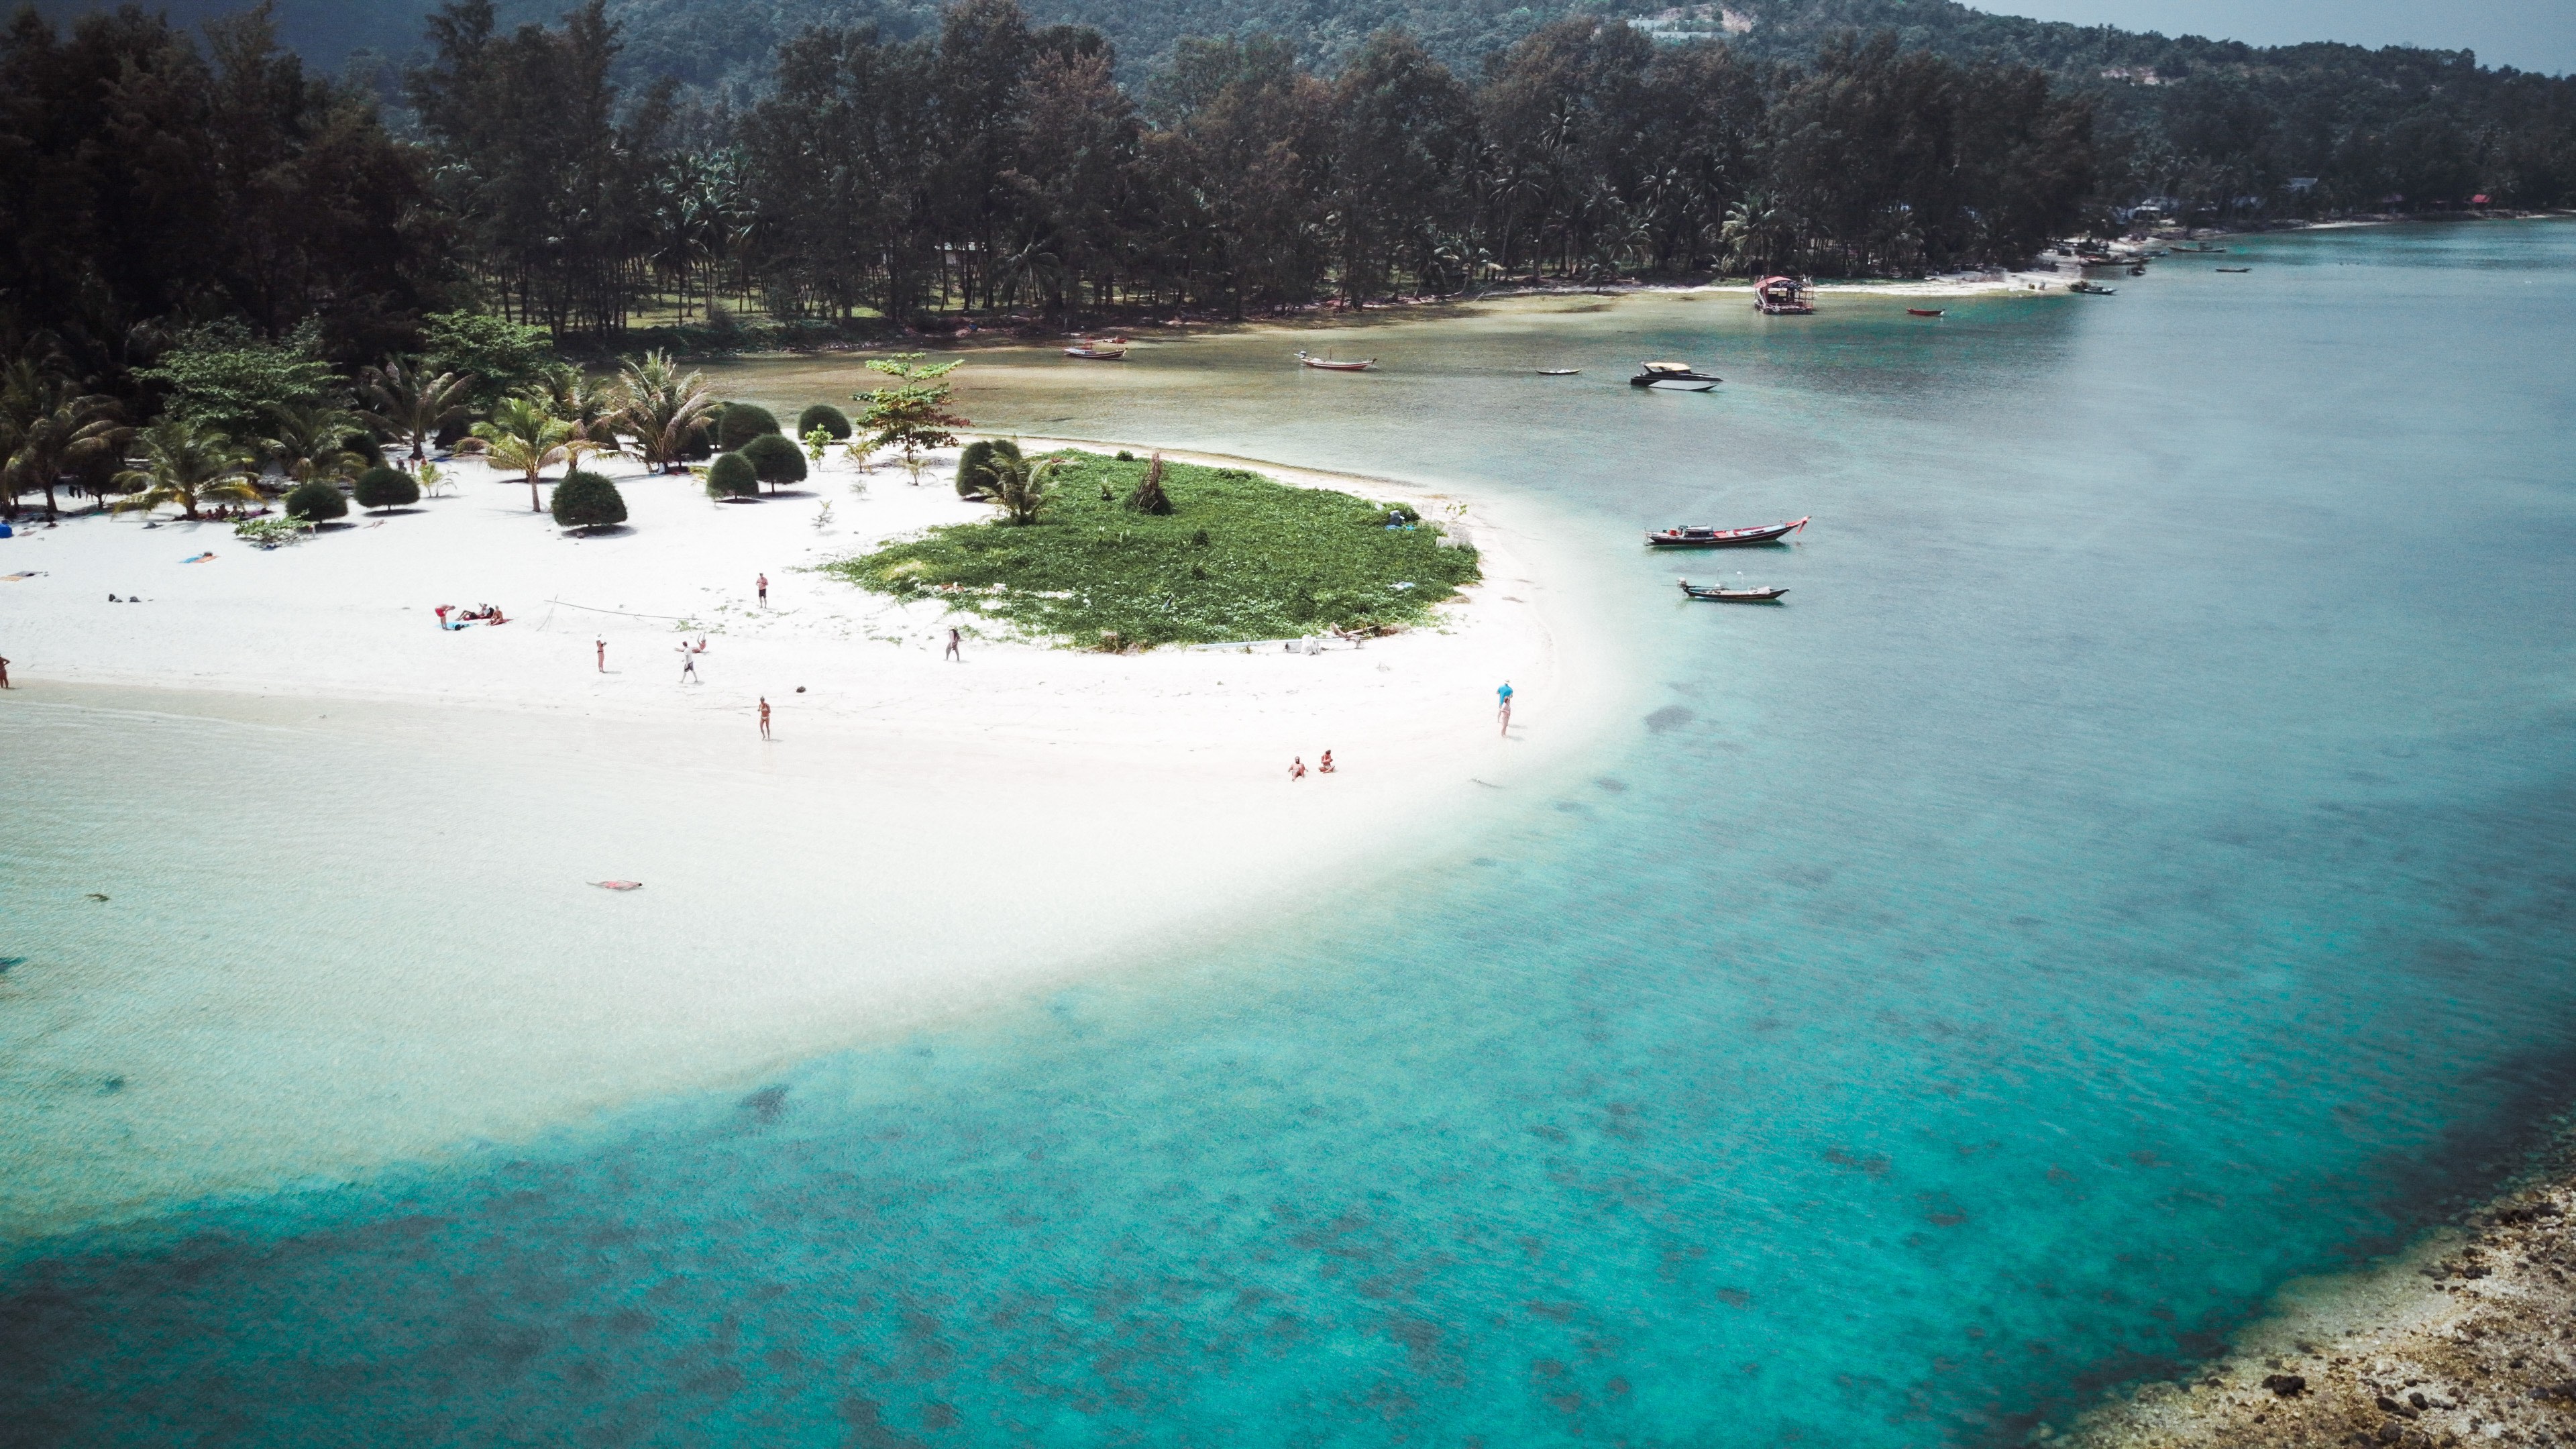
[5,0,2097,370]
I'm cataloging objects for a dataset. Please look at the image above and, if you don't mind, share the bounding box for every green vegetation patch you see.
[827,453,1479,649]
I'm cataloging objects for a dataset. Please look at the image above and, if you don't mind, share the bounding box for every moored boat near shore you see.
[1907,307,1945,317]
[1295,351,1375,371]
[1679,577,1788,602]
[1646,517,1809,547]
[1063,345,1126,360]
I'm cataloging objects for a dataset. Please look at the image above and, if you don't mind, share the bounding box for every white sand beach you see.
[0,443,1631,1236]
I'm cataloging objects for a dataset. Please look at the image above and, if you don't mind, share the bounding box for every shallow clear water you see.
[5,223,2573,1445]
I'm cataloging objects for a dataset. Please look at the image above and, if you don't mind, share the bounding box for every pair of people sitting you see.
[1288,751,1338,780]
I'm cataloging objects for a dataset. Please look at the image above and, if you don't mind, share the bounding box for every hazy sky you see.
[1987,0,2575,73]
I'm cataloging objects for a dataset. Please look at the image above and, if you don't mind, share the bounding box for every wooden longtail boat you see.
[2216,266,2251,273]
[1297,351,1375,371]
[1064,345,1126,360]
[1680,578,1788,602]
[1645,517,1810,547]
[1907,307,1945,317]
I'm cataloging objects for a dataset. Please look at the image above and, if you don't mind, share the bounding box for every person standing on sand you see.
[679,643,699,684]
[757,573,769,607]
[759,696,772,739]
[945,627,962,662]
[595,637,606,672]
[1497,680,1514,736]
[0,653,11,689]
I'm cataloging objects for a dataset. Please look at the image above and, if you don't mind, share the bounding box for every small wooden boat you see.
[2069,280,2116,294]
[1296,351,1375,371]
[1907,307,1945,317]
[2128,265,2146,276]
[1064,345,1126,360]
[1646,517,1809,547]
[590,880,643,891]
[1631,361,1720,391]
[1680,578,1787,603]
[2216,266,2251,273]
[1537,368,1582,376]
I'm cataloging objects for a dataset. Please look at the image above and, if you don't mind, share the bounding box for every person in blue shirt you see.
[1496,680,1513,735]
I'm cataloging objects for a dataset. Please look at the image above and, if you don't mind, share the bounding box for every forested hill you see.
[42,0,2572,88]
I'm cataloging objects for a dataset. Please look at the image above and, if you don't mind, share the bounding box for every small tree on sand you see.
[612,350,716,474]
[283,478,348,523]
[987,453,1061,526]
[111,420,261,521]
[739,433,807,493]
[955,437,1020,498]
[1124,452,1175,515]
[354,466,419,511]
[854,353,967,487]
[705,451,759,500]
[472,396,612,512]
[551,470,627,531]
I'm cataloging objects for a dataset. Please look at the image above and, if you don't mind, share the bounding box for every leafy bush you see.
[352,466,419,511]
[282,478,348,522]
[738,431,808,490]
[234,516,308,548]
[717,402,780,449]
[796,403,851,440]
[706,451,759,499]
[828,453,1482,647]
[955,437,1020,498]
[551,470,628,530]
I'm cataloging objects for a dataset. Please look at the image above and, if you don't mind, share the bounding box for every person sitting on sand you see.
[1319,751,1336,773]
[1289,757,1307,780]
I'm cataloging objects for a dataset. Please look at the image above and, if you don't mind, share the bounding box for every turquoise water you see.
[5,223,2573,1444]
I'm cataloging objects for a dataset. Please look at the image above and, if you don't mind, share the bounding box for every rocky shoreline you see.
[2065,1140,2576,1449]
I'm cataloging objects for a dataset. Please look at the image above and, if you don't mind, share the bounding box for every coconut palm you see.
[610,350,716,474]
[262,402,370,491]
[537,365,623,449]
[987,453,1061,526]
[111,420,261,521]
[469,395,612,512]
[360,357,476,466]
[1,360,125,521]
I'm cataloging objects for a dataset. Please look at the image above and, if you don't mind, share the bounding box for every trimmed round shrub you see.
[738,432,808,490]
[706,451,759,499]
[551,470,627,530]
[797,403,851,440]
[717,402,780,450]
[283,479,348,523]
[955,437,1021,498]
[352,466,419,511]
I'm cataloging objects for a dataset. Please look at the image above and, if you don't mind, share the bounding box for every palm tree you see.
[537,365,623,451]
[470,395,609,513]
[1,362,125,521]
[262,402,370,491]
[360,358,476,467]
[111,420,260,521]
[611,350,716,474]
[987,453,1061,526]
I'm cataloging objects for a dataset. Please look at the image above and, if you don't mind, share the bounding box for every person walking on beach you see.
[0,653,11,689]
[945,627,963,663]
[759,696,772,739]
[1497,680,1514,736]
[595,637,606,672]
[678,643,699,684]
[757,573,769,607]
